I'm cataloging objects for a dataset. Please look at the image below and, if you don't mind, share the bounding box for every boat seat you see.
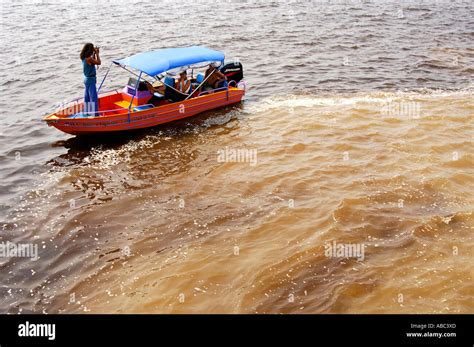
[196,73,205,84]
[114,100,131,109]
[163,76,175,87]
[188,73,205,97]
[133,104,154,112]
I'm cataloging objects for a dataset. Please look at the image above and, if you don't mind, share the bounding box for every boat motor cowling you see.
[220,62,244,84]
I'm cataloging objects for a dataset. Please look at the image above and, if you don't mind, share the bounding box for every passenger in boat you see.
[204,63,227,90]
[177,70,191,94]
[80,43,101,116]
[144,81,166,106]
[145,81,166,95]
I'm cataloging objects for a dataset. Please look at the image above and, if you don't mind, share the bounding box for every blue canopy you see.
[113,46,224,76]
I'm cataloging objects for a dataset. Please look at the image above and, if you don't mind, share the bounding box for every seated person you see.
[177,70,191,94]
[145,81,167,105]
[204,63,227,90]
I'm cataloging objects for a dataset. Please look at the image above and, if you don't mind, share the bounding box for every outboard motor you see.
[220,62,244,84]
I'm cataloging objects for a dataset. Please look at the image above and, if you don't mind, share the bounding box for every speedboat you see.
[43,46,245,135]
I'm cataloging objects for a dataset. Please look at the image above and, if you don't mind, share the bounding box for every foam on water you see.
[248,88,474,113]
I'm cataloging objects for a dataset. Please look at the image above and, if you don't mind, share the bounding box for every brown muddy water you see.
[0,0,473,313]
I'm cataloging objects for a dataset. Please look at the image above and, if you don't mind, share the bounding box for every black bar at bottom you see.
[0,314,472,346]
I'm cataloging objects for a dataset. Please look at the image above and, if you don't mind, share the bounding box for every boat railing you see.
[51,89,123,117]
[62,89,120,107]
[198,86,229,97]
[99,107,130,114]
[57,106,127,118]
[56,89,121,115]
[196,80,245,97]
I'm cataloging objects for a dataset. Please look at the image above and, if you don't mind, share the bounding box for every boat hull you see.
[44,88,244,135]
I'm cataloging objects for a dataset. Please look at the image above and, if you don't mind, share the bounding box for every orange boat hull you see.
[44,88,245,135]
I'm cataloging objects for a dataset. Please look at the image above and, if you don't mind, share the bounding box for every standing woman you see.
[80,43,101,116]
